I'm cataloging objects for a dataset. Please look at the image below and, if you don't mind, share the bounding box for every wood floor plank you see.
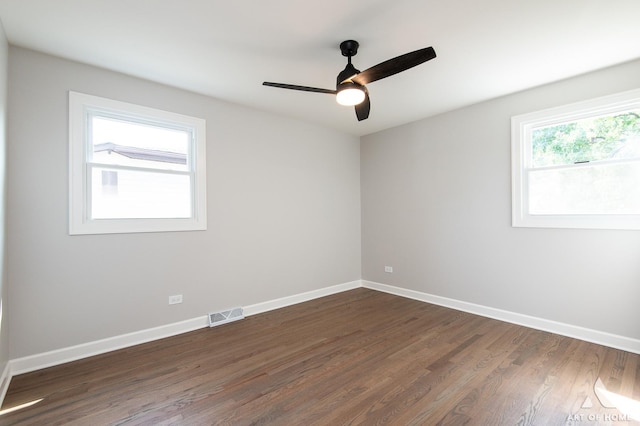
[1,288,639,425]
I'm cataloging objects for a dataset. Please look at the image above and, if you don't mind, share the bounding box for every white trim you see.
[362,280,640,355]
[4,278,638,406]
[243,280,361,316]
[9,316,209,376]
[0,362,11,404]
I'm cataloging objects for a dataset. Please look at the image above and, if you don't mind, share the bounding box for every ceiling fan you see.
[263,40,436,121]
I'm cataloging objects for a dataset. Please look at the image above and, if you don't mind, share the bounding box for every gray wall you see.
[0,21,8,373]
[6,44,640,361]
[362,59,640,340]
[7,47,361,359]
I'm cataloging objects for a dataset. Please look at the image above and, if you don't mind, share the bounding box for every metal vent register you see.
[208,307,244,327]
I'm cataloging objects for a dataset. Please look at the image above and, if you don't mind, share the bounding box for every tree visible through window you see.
[531,112,640,167]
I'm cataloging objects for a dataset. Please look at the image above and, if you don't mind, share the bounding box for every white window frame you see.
[511,88,640,230]
[69,91,207,235]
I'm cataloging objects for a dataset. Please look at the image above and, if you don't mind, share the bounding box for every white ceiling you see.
[1,0,640,136]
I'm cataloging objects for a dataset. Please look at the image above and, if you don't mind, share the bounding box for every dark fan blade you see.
[263,82,336,95]
[355,89,370,121]
[351,46,436,86]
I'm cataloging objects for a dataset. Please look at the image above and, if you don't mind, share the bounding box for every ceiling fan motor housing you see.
[340,40,359,57]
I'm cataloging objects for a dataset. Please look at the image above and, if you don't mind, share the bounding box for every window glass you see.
[528,162,640,215]
[531,111,640,167]
[91,167,192,219]
[90,116,190,172]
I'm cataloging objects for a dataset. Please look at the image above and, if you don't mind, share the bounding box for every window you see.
[512,88,640,230]
[69,92,206,235]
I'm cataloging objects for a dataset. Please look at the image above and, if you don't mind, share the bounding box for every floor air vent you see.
[209,307,244,327]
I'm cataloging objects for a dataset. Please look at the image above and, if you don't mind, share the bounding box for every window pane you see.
[91,116,189,172]
[531,111,640,167]
[91,167,192,219]
[528,162,640,215]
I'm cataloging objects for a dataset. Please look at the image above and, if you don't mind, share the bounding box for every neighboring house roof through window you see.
[93,142,187,165]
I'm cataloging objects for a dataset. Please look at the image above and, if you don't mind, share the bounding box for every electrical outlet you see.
[384,266,393,273]
[168,294,183,305]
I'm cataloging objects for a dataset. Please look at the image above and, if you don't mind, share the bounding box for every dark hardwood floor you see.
[1,288,639,425]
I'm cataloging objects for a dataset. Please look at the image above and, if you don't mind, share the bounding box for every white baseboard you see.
[10,315,210,376]
[244,280,361,316]
[6,278,638,400]
[0,362,11,404]
[362,280,640,355]
[8,280,362,377]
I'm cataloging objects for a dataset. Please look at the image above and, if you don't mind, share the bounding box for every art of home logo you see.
[566,378,640,423]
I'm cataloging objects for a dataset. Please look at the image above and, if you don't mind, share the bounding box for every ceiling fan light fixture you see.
[336,83,365,106]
